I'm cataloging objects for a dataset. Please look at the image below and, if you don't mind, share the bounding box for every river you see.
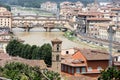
[12,28,93,50]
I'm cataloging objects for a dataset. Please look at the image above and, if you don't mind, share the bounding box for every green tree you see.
[41,43,52,66]
[1,62,42,80]
[0,62,61,80]
[0,2,11,11]
[98,67,120,80]
[21,44,31,58]
[6,40,52,67]
[30,45,37,59]
[44,70,61,80]
[6,39,22,56]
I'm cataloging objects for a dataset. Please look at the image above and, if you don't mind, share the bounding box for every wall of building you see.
[0,7,12,29]
[87,60,109,71]
[61,48,75,55]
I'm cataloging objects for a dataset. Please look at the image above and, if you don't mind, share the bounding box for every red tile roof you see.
[79,49,109,61]
[0,53,10,60]
[72,51,84,60]
[61,74,97,80]
[0,53,47,69]
[78,12,103,17]
[87,18,111,21]
[111,8,120,11]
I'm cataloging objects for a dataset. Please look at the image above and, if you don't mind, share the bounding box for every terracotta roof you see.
[111,8,120,11]
[51,38,62,43]
[87,17,111,21]
[72,51,85,60]
[61,59,86,67]
[100,7,110,10]
[94,23,112,27]
[10,57,46,69]
[62,75,97,80]
[61,49,109,67]
[0,53,10,60]
[61,53,86,67]
[78,12,102,17]
[0,53,47,69]
[78,13,96,17]
[79,49,109,61]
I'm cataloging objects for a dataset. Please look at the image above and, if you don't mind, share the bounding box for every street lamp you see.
[107,25,116,67]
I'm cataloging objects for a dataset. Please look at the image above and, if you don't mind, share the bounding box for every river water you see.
[12,28,90,49]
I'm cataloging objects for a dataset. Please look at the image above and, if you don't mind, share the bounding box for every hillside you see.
[0,0,111,8]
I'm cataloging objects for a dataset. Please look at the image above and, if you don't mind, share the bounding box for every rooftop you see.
[87,18,111,21]
[0,53,46,69]
[79,49,109,61]
[51,38,62,43]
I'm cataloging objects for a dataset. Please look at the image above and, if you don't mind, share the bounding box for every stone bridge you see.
[12,15,71,32]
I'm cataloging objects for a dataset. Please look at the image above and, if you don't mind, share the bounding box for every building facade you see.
[41,1,58,13]
[0,7,12,29]
[61,49,109,79]
[51,38,62,73]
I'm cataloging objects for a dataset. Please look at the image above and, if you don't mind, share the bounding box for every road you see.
[77,34,120,50]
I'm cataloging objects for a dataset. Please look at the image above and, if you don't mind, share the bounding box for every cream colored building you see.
[41,1,57,13]
[115,29,120,43]
[0,7,12,29]
[60,1,83,19]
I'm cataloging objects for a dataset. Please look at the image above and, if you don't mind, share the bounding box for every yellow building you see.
[0,7,12,29]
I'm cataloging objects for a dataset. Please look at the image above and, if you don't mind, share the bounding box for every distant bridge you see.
[12,15,73,32]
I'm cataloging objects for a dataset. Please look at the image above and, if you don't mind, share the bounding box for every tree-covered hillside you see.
[0,0,110,8]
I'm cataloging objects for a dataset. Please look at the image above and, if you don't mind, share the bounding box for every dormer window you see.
[88,67,92,72]
[97,66,102,71]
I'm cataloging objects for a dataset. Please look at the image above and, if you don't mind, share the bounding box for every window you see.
[61,65,64,71]
[72,67,74,74]
[68,67,70,73]
[57,44,59,51]
[97,66,102,71]
[56,55,59,61]
[65,66,67,72]
[76,68,80,73]
[66,51,69,54]
[88,67,92,72]
[81,67,86,73]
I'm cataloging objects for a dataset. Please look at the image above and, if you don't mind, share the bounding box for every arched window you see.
[56,55,59,61]
[57,44,59,51]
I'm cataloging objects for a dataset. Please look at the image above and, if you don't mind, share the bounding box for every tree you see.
[41,43,52,66]
[0,62,61,80]
[6,39,22,56]
[44,70,61,80]
[0,2,11,11]
[1,62,42,80]
[20,44,31,58]
[6,40,52,66]
[98,67,120,80]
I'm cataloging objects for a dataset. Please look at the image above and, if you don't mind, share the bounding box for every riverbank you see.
[63,31,108,51]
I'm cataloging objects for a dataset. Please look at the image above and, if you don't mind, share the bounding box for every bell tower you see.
[51,38,62,73]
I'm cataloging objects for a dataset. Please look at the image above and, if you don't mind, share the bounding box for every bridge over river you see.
[12,15,74,32]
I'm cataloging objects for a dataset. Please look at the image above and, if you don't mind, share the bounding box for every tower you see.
[51,38,62,73]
